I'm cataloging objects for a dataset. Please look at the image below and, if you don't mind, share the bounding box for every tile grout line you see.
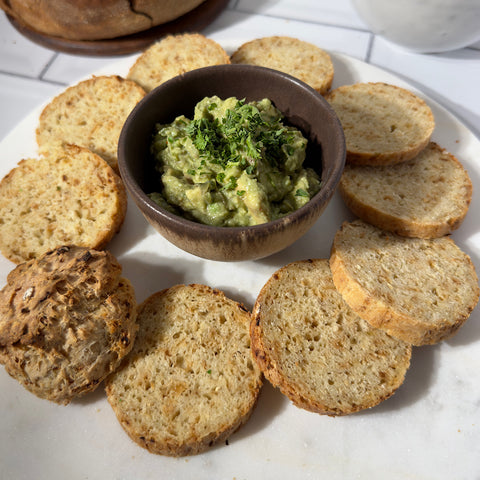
[38,52,61,82]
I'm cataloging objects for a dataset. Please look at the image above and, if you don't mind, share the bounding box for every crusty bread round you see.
[0,144,127,264]
[36,75,146,171]
[230,36,334,95]
[250,258,412,416]
[127,33,230,93]
[325,82,435,165]
[0,0,206,41]
[105,284,262,456]
[0,246,137,405]
[330,220,480,346]
[339,142,473,238]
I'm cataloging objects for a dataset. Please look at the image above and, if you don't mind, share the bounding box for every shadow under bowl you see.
[118,64,345,262]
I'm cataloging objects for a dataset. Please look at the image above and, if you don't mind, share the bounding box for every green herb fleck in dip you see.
[149,96,321,227]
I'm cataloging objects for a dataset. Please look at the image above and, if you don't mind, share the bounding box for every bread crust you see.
[231,36,334,95]
[1,0,207,40]
[325,82,435,166]
[105,284,262,456]
[0,144,128,264]
[339,142,473,238]
[251,259,412,416]
[330,220,480,345]
[0,246,138,404]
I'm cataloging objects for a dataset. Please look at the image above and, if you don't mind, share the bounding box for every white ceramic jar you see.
[352,0,480,52]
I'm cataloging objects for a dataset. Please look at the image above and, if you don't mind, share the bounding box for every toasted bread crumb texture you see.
[36,75,146,171]
[105,284,262,456]
[230,36,334,94]
[0,246,138,405]
[127,33,231,92]
[251,259,411,416]
[330,220,480,345]
[0,144,127,264]
[326,82,434,165]
[339,142,473,238]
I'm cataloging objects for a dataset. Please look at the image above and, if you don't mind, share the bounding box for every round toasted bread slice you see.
[231,36,334,95]
[127,33,230,93]
[339,142,473,238]
[105,284,262,456]
[0,144,127,264]
[36,75,146,171]
[0,246,137,405]
[330,220,480,346]
[325,82,435,165]
[250,258,412,416]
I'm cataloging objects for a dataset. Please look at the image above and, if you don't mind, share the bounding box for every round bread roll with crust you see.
[127,33,231,93]
[250,258,412,416]
[330,220,480,346]
[105,284,262,456]
[0,246,138,405]
[36,75,146,172]
[0,144,127,264]
[339,142,473,238]
[230,36,334,95]
[0,0,207,41]
[325,82,435,165]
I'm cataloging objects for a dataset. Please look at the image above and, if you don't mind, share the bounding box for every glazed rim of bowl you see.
[118,64,346,239]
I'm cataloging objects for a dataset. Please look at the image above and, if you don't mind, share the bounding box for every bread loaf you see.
[0,144,127,264]
[250,258,412,416]
[325,82,435,165]
[36,75,146,171]
[0,0,207,41]
[105,284,262,456]
[231,36,334,95]
[0,246,137,405]
[127,33,230,92]
[330,220,480,345]
[339,142,473,238]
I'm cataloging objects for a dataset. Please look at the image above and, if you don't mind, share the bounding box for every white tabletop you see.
[1,2,480,480]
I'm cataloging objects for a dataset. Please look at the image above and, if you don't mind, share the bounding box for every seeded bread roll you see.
[127,33,230,93]
[330,220,480,346]
[230,36,334,95]
[36,75,146,171]
[0,246,137,405]
[105,284,262,456]
[0,144,127,264]
[325,82,435,165]
[339,142,473,238]
[250,259,411,416]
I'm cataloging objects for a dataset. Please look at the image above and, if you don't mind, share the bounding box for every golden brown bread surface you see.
[36,75,146,172]
[330,220,480,346]
[326,82,435,165]
[0,0,207,40]
[251,259,412,416]
[127,33,230,93]
[105,284,262,456]
[0,246,138,405]
[339,142,473,238]
[231,36,334,94]
[0,144,128,264]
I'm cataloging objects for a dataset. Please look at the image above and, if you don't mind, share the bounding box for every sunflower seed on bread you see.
[250,258,412,416]
[330,220,479,346]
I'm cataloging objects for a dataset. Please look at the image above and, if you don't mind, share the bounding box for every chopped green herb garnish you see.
[295,188,310,197]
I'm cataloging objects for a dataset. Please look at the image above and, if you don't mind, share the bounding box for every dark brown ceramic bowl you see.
[118,64,345,261]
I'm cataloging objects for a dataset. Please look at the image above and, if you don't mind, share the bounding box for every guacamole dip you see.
[149,96,321,227]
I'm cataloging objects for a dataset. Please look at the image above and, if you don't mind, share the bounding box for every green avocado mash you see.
[149,96,321,227]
